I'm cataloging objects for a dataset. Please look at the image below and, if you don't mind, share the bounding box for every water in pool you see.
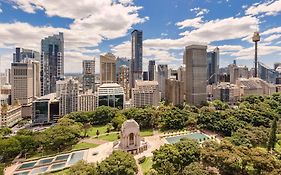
[18,162,36,170]
[37,158,54,165]
[68,151,84,165]
[13,171,30,175]
[50,162,66,170]
[165,133,209,144]
[54,154,69,162]
[30,166,48,175]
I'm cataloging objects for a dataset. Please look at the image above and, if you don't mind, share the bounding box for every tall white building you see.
[11,60,40,105]
[132,80,160,108]
[78,90,95,112]
[56,78,79,116]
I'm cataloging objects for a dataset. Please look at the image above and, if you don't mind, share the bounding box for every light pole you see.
[252,32,260,78]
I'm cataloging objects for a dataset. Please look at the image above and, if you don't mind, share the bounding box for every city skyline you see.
[0,0,281,73]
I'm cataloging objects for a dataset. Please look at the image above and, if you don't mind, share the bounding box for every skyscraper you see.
[130,30,143,88]
[157,64,168,99]
[56,78,79,116]
[100,53,117,84]
[117,65,130,100]
[41,32,64,96]
[13,47,40,63]
[207,47,219,85]
[148,60,156,81]
[82,59,95,93]
[11,60,40,105]
[184,45,207,106]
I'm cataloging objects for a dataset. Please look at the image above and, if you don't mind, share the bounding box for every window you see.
[129,133,134,145]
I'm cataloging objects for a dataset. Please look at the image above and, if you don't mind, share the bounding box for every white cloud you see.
[246,0,281,16]
[262,26,281,35]
[176,16,203,29]
[264,34,281,42]
[1,0,148,73]
[190,7,209,17]
[0,8,2,13]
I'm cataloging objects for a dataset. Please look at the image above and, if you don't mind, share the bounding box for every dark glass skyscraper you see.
[130,30,143,88]
[148,60,156,81]
[13,47,40,63]
[41,32,64,96]
[207,47,219,85]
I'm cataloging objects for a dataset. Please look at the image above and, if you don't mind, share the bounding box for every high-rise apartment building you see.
[82,59,95,93]
[41,32,64,96]
[207,47,219,85]
[117,65,130,100]
[13,47,40,63]
[184,45,207,106]
[100,53,116,84]
[157,64,168,99]
[130,30,143,88]
[148,60,156,81]
[78,90,95,112]
[11,60,40,105]
[132,80,160,108]
[165,79,184,106]
[56,78,79,116]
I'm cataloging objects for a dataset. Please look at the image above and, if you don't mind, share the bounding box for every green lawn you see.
[98,133,119,142]
[140,157,153,175]
[140,129,153,137]
[87,125,108,137]
[72,142,98,150]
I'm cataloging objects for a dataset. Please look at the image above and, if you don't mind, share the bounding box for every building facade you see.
[207,47,219,85]
[117,65,130,100]
[157,64,168,99]
[82,59,95,93]
[56,78,79,116]
[11,60,40,105]
[184,45,208,106]
[229,64,249,84]
[13,47,40,63]
[0,105,22,128]
[32,93,59,125]
[165,79,184,106]
[41,32,64,95]
[100,53,117,84]
[148,60,156,81]
[132,80,160,108]
[78,90,95,112]
[97,83,124,109]
[130,30,143,88]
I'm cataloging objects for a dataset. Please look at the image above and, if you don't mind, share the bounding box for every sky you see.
[0,0,281,73]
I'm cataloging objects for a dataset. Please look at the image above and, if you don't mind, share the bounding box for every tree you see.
[69,160,98,175]
[98,151,138,175]
[0,137,21,162]
[90,106,117,125]
[83,123,92,137]
[183,162,215,175]
[152,139,200,174]
[267,116,278,151]
[111,113,126,130]
[0,127,12,138]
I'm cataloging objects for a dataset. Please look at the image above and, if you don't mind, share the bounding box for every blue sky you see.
[0,0,281,73]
